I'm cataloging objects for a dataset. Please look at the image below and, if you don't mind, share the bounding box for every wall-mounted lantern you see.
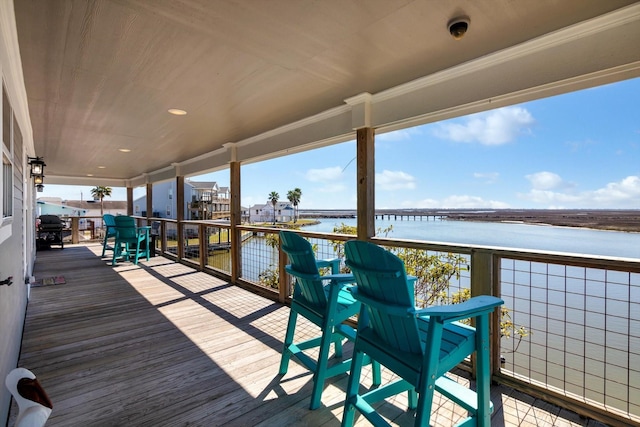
[28,156,46,187]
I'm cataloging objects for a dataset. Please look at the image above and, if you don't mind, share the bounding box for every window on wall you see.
[2,154,12,218]
[2,83,13,220]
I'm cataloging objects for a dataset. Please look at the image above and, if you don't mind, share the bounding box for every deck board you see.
[10,243,602,426]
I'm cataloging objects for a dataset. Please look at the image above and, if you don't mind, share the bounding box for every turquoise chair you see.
[111,216,150,265]
[342,240,504,427]
[278,231,380,410]
[101,214,117,256]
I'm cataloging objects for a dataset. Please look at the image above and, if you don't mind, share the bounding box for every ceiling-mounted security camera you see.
[448,16,470,40]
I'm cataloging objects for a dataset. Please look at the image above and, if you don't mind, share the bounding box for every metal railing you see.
[67,216,640,425]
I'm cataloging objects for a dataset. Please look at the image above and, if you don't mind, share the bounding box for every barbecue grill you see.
[37,215,65,249]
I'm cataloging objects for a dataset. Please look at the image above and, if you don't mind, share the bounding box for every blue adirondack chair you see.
[342,240,504,427]
[101,214,117,257]
[278,231,381,410]
[111,216,150,265]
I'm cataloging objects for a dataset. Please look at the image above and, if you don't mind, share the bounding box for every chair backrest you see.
[103,214,116,227]
[279,231,327,307]
[103,214,117,235]
[114,215,138,240]
[344,240,423,355]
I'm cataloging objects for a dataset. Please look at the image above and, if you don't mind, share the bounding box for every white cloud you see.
[377,128,421,142]
[474,172,499,184]
[376,170,416,191]
[403,198,440,208]
[525,171,564,190]
[434,106,534,145]
[441,195,510,209]
[402,195,509,209]
[519,175,640,208]
[316,183,347,193]
[591,176,640,204]
[305,166,343,182]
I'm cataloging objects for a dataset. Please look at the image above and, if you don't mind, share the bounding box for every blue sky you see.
[42,77,640,210]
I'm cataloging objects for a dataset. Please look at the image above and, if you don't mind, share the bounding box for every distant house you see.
[36,197,127,219]
[134,179,230,220]
[36,198,127,228]
[249,202,294,223]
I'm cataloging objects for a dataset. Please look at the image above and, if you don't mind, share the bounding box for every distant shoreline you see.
[298,209,640,233]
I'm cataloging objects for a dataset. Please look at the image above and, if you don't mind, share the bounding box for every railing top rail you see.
[131,216,177,223]
[234,225,640,271]
[182,219,231,225]
[372,236,640,272]
[123,219,640,272]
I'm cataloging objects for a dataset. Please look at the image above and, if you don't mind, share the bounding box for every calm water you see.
[303,218,640,259]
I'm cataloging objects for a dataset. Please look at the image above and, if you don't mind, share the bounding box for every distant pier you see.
[299,209,447,221]
[374,213,445,221]
[298,209,640,232]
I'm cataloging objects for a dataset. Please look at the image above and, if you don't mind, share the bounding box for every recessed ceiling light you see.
[168,108,187,116]
[87,174,94,177]
[98,166,106,169]
[118,148,131,153]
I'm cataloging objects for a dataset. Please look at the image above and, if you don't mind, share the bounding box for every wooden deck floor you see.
[11,243,604,426]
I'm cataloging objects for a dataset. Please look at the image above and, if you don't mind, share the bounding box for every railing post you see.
[471,249,501,376]
[176,176,185,260]
[471,249,494,297]
[160,221,167,254]
[229,159,242,284]
[71,217,79,244]
[126,187,133,216]
[199,223,206,270]
[356,127,375,240]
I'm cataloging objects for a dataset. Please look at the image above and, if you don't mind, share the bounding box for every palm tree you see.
[268,191,279,224]
[287,188,302,223]
[90,186,113,223]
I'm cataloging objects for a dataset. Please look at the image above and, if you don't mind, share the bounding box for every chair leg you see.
[475,313,492,427]
[341,349,365,427]
[101,234,108,256]
[333,328,344,358]
[134,241,142,265]
[121,243,128,262]
[372,360,382,387]
[309,322,336,410]
[407,388,418,410]
[279,310,298,375]
[112,242,120,265]
[415,321,443,427]
[143,237,150,261]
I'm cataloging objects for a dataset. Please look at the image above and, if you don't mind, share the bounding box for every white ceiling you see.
[14,0,640,187]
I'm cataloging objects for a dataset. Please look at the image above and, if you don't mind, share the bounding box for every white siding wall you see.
[0,1,37,422]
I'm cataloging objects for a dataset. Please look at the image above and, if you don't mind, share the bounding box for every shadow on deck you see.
[11,244,603,426]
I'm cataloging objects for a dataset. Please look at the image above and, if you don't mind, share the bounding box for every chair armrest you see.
[323,273,355,286]
[136,226,151,238]
[316,258,340,274]
[285,265,354,285]
[414,296,503,322]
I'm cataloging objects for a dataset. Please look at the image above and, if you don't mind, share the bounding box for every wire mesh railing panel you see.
[165,222,178,256]
[240,231,279,289]
[204,224,231,275]
[500,258,640,422]
[182,224,201,263]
